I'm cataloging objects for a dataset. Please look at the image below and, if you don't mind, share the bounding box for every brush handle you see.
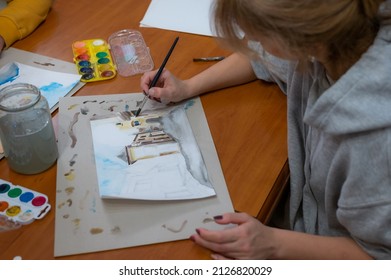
[149,36,179,88]
[135,36,179,116]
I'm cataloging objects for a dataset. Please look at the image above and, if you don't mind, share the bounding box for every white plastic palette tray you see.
[0,179,51,225]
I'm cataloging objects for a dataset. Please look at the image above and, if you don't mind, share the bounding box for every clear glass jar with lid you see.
[0,83,58,174]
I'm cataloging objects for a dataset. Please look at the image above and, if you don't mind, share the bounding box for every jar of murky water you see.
[0,83,58,174]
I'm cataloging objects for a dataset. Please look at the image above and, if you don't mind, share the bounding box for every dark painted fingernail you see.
[189,235,195,242]
[213,215,223,220]
[196,228,201,235]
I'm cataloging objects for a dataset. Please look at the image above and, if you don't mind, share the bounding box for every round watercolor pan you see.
[78,60,91,67]
[81,73,95,80]
[96,52,108,58]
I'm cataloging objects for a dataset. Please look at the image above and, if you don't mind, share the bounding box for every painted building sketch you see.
[125,130,180,165]
[90,108,216,200]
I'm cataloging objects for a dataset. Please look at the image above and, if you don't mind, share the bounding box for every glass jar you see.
[0,83,58,174]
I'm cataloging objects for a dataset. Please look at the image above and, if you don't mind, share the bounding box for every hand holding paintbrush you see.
[135,37,179,117]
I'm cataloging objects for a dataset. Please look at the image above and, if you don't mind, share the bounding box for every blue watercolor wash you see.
[184,99,195,110]
[0,62,19,85]
[101,179,111,188]
[39,81,78,109]
[40,82,63,92]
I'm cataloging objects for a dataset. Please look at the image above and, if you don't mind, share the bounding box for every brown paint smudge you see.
[90,228,103,235]
[162,220,188,233]
[68,112,80,148]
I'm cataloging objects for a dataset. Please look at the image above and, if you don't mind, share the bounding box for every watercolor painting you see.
[90,108,216,200]
[54,93,233,257]
[0,62,81,110]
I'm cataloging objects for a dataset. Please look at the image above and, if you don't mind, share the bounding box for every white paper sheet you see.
[140,0,215,37]
[0,62,81,110]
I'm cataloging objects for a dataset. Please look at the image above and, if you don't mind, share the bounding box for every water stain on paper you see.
[64,169,75,180]
[72,218,81,233]
[111,226,121,234]
[57,199,72,209]
[65,187,75,195]
[79,190,90,210]
[80,106,89,115]
[69,154,77,167]
[67,104,78,110]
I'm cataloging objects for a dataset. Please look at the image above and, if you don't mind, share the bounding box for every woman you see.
[141,0,391,259]
[0,0,52,53]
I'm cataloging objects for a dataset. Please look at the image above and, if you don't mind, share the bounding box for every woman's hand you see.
[190,212,278,260]
[140,69,191,104]
[191,212,373,260]
[140,53,256,104]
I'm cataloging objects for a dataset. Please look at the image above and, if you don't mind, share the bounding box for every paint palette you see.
[72,39,117,82]
[72,30,154,82]
[0,179,51,225]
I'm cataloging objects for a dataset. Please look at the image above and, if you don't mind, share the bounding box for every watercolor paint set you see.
[0,179,51,227]
[72,29,154,82]
[72,38,117,82]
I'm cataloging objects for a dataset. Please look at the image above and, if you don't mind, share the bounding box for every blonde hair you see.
[212,0,387,62]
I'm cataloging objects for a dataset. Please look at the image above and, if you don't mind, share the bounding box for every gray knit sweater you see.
[250,2,391,259]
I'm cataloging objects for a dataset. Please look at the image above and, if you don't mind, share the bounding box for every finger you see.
[191,232,242,257]
[160,68,172,79]
[195,213,258,244]
[140,72,151,84]
[148,87,160,99]
[149,86,172,103]
[144,69,159,79]
[196,227,239,244]
[213,212,252,225]
[140,70,159,91]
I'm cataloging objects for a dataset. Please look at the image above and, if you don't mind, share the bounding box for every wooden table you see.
[0,0,288,259]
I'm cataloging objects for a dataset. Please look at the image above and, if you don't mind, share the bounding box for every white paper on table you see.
[0,62,81,110]
[140,0,215,37]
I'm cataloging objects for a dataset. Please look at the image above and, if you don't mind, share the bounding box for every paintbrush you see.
[135,36,179,117]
